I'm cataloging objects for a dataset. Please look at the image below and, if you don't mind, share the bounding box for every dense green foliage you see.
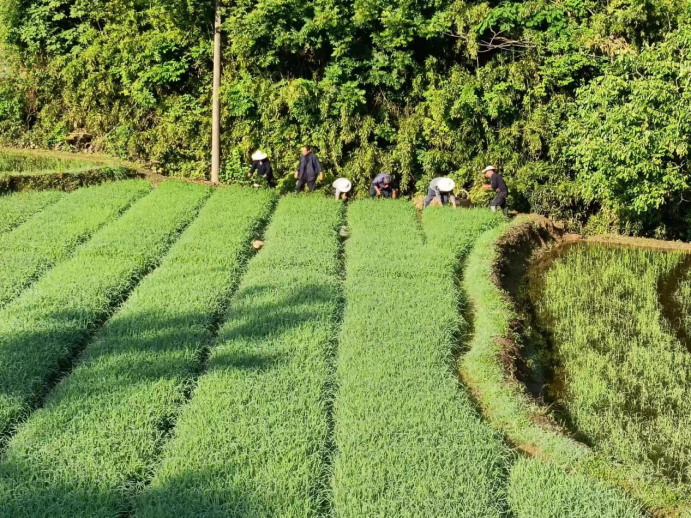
[136,196,342,517]
[2,0,691,235]
[0,181,209,439]
[0,180,148,308]
[0,190,64,233]
[332,202,508,516]
[535,243,691,508]
[0,187,275,517]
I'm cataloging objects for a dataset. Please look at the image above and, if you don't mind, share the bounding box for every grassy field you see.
[331,202,509,517]
[535,243,691,508]
[0,191,65,234]
[0,187,275,516]
[0,150,95,173]
[135,196,343,517]
[0,181,150,308]
[1,183,689,516]
[0,181,209,439]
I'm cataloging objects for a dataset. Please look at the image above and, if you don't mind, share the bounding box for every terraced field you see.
[0,185,687,517]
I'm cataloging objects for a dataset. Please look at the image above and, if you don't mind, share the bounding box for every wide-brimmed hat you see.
[252,150,268,161]
[333,178,352,193]
[483,165,497,173]
[437,177,455,192]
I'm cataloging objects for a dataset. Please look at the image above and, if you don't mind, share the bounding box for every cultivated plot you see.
[0,186,276,517]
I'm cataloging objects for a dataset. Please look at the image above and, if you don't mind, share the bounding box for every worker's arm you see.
[482,184,492,191]
[374,185,381,196]
[449,194,456,207]
[248,162,257,178]
[434,187,443,205]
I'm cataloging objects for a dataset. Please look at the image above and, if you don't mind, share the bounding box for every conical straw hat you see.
[252,150,268,161]
[333,178,352,192]
[437,177,455,192]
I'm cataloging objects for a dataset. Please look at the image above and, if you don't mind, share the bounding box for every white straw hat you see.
[437,178,455,192]
[333,178,352,193]
[252,150,268,161]
[483,165,497,173]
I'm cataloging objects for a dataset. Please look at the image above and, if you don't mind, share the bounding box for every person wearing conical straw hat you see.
[482,165,508,215]
[333,178,352,201]
[248,150,275,187]
[424,177,456,208]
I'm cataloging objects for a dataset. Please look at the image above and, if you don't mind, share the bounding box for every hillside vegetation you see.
[2,0,691,237]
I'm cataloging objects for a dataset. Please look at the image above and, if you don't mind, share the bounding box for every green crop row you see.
[0,191,65,234]
[0,181,210,440]
[0,186,276,517]
[462,217,641,517]
[0,180,150,308]
[331,201,509,517]
[134,196,344,517]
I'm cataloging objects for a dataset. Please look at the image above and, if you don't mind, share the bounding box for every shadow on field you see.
[0,278,337,516]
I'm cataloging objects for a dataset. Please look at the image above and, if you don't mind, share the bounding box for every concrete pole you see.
[211,0,222,184]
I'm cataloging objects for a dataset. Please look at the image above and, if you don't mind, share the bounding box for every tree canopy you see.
[1,0,690,237]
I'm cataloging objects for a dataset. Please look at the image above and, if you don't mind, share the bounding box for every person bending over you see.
[370,173,395,198]
[247,150,275,187]
[424,177,456,208]
[482,165,508,215]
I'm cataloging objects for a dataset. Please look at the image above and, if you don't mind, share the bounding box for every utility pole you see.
[211,0,222,184]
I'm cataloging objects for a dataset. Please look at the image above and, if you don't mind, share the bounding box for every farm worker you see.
[482,165,509,214]
[247,150,275,187]
[370,173,396,198]
[424,177,456,208]
[294,145,323,193]
[333,178,352,201]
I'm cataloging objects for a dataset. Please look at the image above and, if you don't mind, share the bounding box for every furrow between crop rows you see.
[134,196,344,517]
[0,190,65,235]
[331,201,509,517]
[0,181,210,445]
[0,186,275,517]
[0,180,151,309]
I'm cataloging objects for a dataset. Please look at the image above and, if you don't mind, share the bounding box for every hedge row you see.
[135,196,344,517]
[0,180,150,308]
[0,190,64,234]
[462,218,641,517]
[0,186,275,517]
[0,166,141,194]
[0,181,210,440]
[331,201,509,517]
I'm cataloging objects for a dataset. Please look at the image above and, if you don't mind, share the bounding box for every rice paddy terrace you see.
[0,179,690,517]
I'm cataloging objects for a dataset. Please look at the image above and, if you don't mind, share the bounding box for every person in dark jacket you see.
[482,165,509,214]
[370,173,395,198]
[247,150,275,187]
[295,146,323,193]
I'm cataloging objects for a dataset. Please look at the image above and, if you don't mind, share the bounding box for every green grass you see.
[0,150,95,173]
[509,457,641,518]
[535,243,691,508]
[460,218,654,515]
[331,201,509,517]
[0,181,210,440]
[0,180,150,308]
[0,191,65,234]
[461,219,588,465]
[134,196,344,517]
[0,187,275,517]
